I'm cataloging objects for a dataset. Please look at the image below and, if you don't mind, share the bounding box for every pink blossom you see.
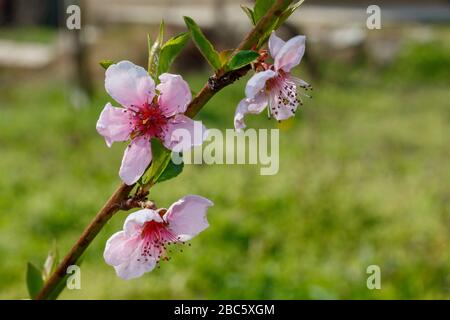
[104,195,213,280]
[234,32,311,131]
[96,61,207,185]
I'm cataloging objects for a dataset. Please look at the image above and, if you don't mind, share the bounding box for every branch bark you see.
[35,0,293,300]
[35,183,133,299]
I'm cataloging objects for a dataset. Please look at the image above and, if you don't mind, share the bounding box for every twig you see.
[35,183,133,300]
[119,198,157,211]
[35,0,293,300]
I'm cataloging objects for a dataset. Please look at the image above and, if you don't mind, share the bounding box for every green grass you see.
[0,41,449,299]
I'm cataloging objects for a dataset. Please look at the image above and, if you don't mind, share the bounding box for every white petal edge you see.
[105,60,155,109]
[164,195,214,242]
[245,69,277,99]
[119,136,152,185]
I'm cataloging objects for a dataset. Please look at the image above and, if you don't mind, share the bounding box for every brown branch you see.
[119,198,157,211]
[185,0,293,118]
[35,183,133,300]
[35,0,294,300]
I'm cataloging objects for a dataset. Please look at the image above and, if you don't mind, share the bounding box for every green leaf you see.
[240,5,255,25]
[99,59,114,70]
[253,0,276,23]
[156,158,184,183]
[26,262,43,299]
[219,49,234,67]
[254,0,306,49]
[227,50,260,71]
[158,32,190,75]
[142,139,184,185]
[183,16,221,70]
[142,139,172,185]
[276,0,305,29]
[42,241,58,282]
[257,18,278,49]
[289,0,306,14]
[148,21,165,78]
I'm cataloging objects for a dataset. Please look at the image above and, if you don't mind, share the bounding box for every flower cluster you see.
[104,195,213,279]
[234,32,311,131]
[96,61,207,185]
[97,32,308,279]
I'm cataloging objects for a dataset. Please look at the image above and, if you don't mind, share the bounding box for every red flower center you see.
[129,102,168,139]
[138,220,178,262]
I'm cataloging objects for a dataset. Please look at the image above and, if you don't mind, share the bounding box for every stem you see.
[186,0,293,118]
[35,183,133,300]
[35,0,293,300]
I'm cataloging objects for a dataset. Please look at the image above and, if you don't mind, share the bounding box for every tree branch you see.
[35,0,294,300]
[35,183,133,300]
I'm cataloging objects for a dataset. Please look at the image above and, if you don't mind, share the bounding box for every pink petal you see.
[105,60,155,109]
[96,103,132,147]
[247,92,269,113]
[114,244,157,280]
[162,115,207,153]
[273,105,296,121]
[156,73,191,117]
[105,209,163,280]
[245,69,277,99]
[164,195,214,241]
[119,136,152,185]
[292,77,310,89]
[234,94,268,132]
[268,92,297,121]
[269,32,285,59]
[123,209,163,237]
[103,231,140,266]
[274,35,305,72]
[234,99,249,132]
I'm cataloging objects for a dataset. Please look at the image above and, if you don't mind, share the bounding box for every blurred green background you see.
[0,0,449,299]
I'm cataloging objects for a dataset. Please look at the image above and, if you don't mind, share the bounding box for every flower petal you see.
[234,94,268,131]
[292,76,310,89]
[103,231,140,266]
[114,244,157,280]
[105,60,155,109]
[96,103,132,147]
[268,90,298,121]
[269,32,285,59]
[123,208,163,237]
[234,99,249,132]
[247,92,269,113]
[273,105,296,121]
[245,69,277,99]
[156,73,192,117]
[162,115,207,153]
[274,35,305,72]
[119,136,152,185]
[164,195,213,242]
